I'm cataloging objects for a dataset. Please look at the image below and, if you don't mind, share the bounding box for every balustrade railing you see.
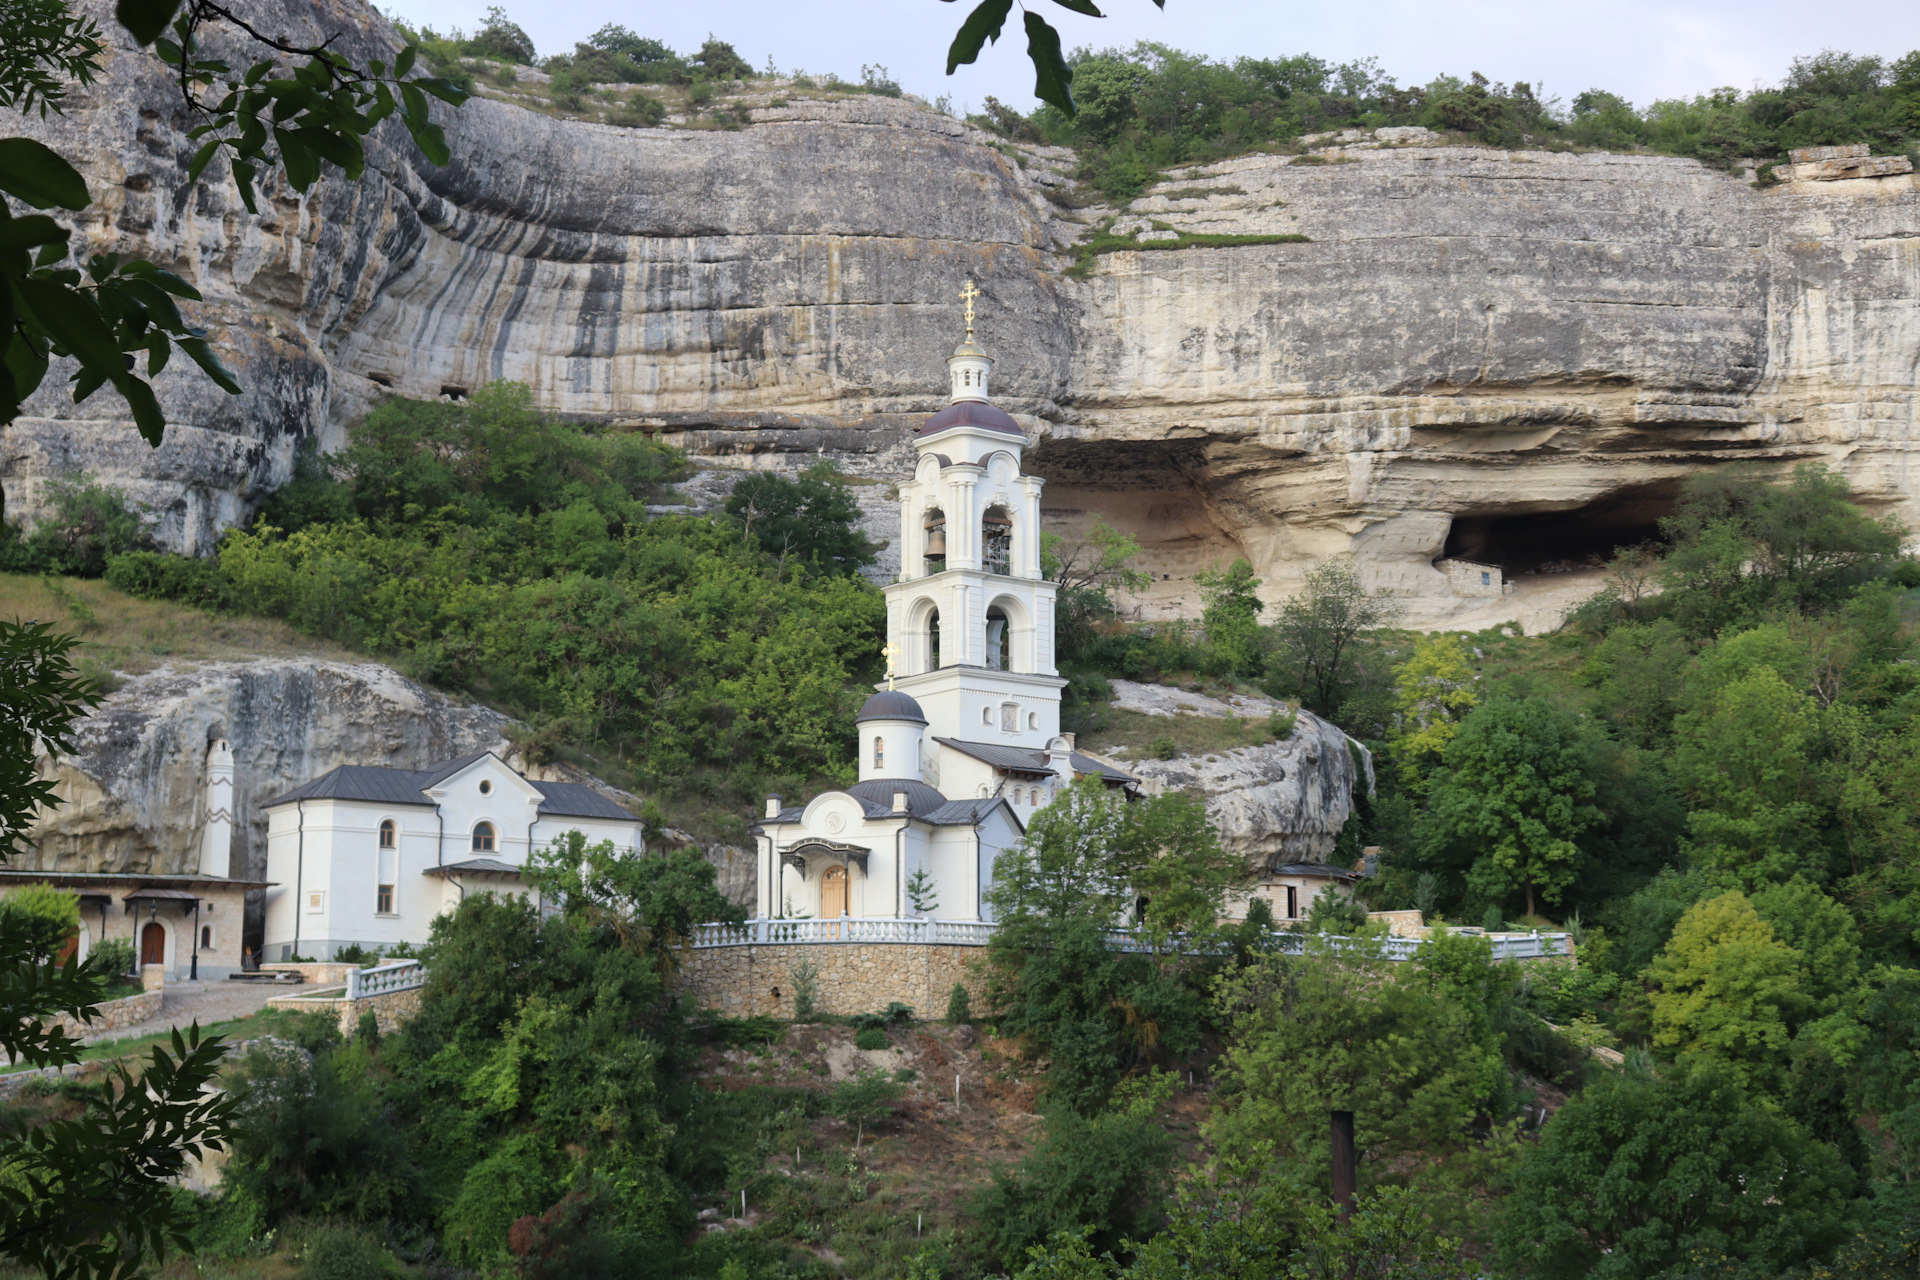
[345,959,428,1001]
[689,918,1568,962]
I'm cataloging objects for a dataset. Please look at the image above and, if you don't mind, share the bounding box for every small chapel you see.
[752,289,1138,922]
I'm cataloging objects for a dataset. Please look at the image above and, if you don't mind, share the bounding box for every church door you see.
[140,922,165,967]
[821,866,849,920]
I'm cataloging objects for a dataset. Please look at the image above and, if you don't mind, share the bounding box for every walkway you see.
[81,979,283,1048]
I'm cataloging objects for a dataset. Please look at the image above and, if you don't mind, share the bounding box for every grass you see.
[1065,228,1312,280]
[0,573,354,677]
[0,1004,317,1077]
[1151,184,1248,200]
[1077,707,1296,761]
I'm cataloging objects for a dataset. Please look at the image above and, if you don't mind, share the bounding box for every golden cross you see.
[880,641,901,690]
[960,280,980,340]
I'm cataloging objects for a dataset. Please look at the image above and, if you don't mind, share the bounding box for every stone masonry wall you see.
[675,944,991,1019]
[266,983,424,1037]
[48,987,162,1038]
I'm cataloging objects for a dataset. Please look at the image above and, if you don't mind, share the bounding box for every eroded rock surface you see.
[5,0,1917,630]
[1104,683,1370,867]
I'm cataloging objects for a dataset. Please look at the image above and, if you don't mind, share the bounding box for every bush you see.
[607,95,666,128]
[0,883,78,962]
[945,983,972,1024]
[295,1225,401,1280]
[104,550,235,610]
[89,936,134,977]
[0,476,148,577]
[853,1026,889,1051]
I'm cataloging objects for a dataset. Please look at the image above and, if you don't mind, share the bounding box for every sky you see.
[380,0,1920,117]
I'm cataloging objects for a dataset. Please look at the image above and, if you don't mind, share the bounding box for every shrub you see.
[946,983,972,1024]
[853,1026,889,1051]
[89,936,134,977]
[0,475,148,577]
[608,95,666,128]
[295,1225,401,1280]
[0,883,79,961]
[104,550,234,610]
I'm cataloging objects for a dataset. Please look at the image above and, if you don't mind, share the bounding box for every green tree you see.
[1267,558,1403,717]
[723,463,877,575]
[0,619,235,1279]
[1207,938,1507,1194]
[1043,519,1151,662]
[1193,558,1264,677]
[1418,698,1604,918]
[1647,892,1806,1089]
[1387,633,1479,788]
[526,830,744,960]
[1495,1063,1855,1280]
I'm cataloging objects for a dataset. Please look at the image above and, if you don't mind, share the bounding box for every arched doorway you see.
[821,866,849,919]
[140,921,166,968]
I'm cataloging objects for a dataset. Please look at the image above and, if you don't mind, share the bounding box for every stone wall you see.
[48,987,162,1038]
[675,943,990,1019]
[266,982,424,1037]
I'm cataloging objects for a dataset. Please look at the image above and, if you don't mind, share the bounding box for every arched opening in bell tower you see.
[923,508,948,577]
[982,506,1013,576]
[926,607,942,670]
[986,606,1010,671]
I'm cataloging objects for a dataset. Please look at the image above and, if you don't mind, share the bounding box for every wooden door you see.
[821,866,848,919]
[140,922,165,966]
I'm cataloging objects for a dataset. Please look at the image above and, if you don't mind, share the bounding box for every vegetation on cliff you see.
[976,44,1920,198]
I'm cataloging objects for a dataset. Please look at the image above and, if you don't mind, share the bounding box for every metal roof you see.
[846,779,951,818]
[263,758,638,823]
[856,690,928,725]
[923,797,1013,826]
[919,400,1023,438]
[423,858,526,877]
[930,737,1138,785]
[532,781,640,821]
[0,870,273,891]
[1269,862,1362,881]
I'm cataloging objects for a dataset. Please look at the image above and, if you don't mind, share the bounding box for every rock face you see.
[1103,680,1370,867]
[6,0,1918,628]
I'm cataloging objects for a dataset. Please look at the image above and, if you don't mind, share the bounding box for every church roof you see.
[918,400,1023,438]
[855,690,928,725]
[263,758,641,822]
[845,779,950,818]
[423,858,526,878]
[931,737,1139,784]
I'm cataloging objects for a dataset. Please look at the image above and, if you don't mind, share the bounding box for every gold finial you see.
[881,641,901,691]
[960,280,980,341]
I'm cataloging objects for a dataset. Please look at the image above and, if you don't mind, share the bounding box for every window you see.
[873,736,885,770]
[985,609,1008,670]
[1480,571,1491,586]
[982,508,1012,575]
[1012,788,1023,805]
[478,779,493,795]
[923,510,947,576]
[377,845,398,915]
[473,822,496,852]
[1000,702,1018,733]
[200,925,212,949]
[379,819,395,848]
[1285,886,1298,919]
[927,606,942,669]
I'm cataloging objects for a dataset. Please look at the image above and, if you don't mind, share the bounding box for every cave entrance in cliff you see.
[1442,482,1679,575]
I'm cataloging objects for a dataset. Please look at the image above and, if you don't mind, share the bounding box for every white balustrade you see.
[690,918,1570,962]
[344,959,428,1001]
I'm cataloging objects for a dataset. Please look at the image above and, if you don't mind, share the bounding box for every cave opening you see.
[1441,483,1679,575]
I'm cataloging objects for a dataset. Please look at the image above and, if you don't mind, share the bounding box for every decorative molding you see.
[780,851,808,881]
[786,840,871,877]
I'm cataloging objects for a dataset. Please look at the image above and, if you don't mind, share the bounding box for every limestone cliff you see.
[5,0,1917,628]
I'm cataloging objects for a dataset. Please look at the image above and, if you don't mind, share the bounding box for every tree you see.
[1206,938,1506,1194]
[693,36,752,81]
[468,6,534,63]
[1267,558,1403,716]
[0,620,235,1280]
[526,829,745,962]
[1646,892,1806,1090]
[830,1068,905,1150]
[586,25,672,64]
[1418,698,1604,918]
[1193,558,1264,677]
[1495,1063,1855,1280]
[1043,519,1151,662]
[723,463,876,575]
[905,866,939,916]
[3,0,465,444]
[1387,633,1479,787]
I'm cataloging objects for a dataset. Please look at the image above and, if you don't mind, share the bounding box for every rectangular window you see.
[1285,886,1298,919]
[1000,703,1018,732]
[307,891,325,914]
[1480,571,1491,585]
[377,848,398,914]
[377,885,394,914]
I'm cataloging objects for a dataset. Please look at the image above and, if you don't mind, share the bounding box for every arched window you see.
[873,736,885,770]
[472,822,496,853]
[985,607,1009,671]
[982,506,1012,576]
[200,925,212,949]
[379,819,395,849]
[923,508,947,577]
[927,607,942,670]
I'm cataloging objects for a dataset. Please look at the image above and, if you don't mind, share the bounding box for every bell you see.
[924,526,947,556]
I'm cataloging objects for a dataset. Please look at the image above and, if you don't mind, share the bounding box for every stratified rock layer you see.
[5,0,1917,627]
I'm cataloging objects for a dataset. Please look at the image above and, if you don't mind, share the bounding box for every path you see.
[82,979,285,1048]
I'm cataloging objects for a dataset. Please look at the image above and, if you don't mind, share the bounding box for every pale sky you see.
[381,0,1920,116]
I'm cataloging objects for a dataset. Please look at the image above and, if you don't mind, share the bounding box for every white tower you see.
[882,282,1066,770]
[198,738,235,879]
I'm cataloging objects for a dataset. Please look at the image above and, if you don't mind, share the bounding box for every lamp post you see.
[189,899,201,981]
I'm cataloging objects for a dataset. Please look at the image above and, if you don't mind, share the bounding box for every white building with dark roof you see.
[261,750,643,961]
[753,295,1137,924]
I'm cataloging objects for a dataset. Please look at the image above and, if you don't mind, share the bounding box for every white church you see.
[752,292,1137,922]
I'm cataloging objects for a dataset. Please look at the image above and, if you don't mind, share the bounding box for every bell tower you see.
[881,283,1064,755]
